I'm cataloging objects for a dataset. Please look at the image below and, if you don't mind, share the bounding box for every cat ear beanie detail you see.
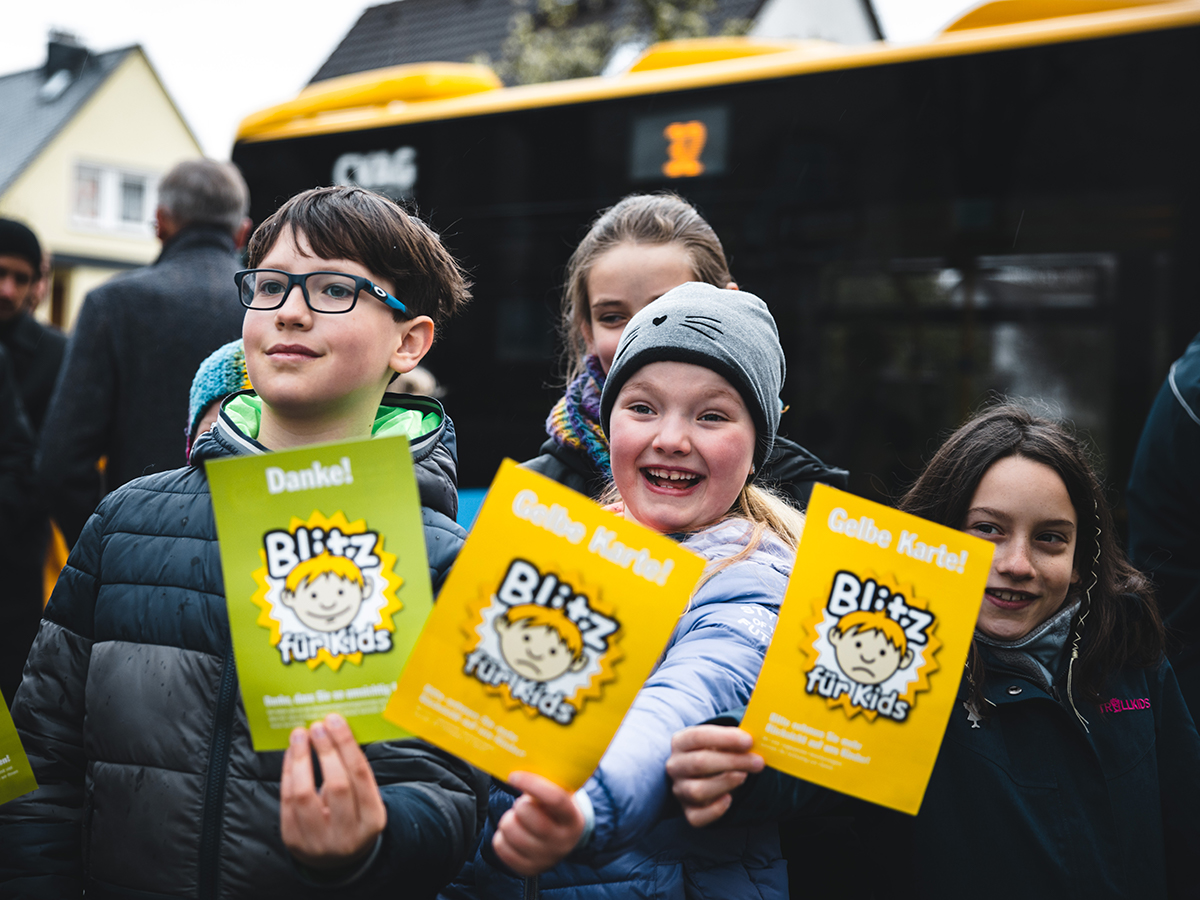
[599,282,785,468]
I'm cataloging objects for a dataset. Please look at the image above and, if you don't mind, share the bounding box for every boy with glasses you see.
[0,187,483,898]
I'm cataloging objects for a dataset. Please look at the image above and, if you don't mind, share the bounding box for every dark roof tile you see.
[0,47,134,195]
[310,0,765,84]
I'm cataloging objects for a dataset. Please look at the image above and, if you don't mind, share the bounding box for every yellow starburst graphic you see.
[250,510,404,671]
[798,569,941,722]
[462,567,624,721]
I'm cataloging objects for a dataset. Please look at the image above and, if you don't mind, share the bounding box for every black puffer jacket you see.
[0,393,481,899]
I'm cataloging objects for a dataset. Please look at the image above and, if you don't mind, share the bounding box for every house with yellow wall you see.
[0,33,203,330]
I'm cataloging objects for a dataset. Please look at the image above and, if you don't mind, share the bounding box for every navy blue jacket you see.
[0,394,480,899]
[722,649,1200,899]
[1127,330,1200,709]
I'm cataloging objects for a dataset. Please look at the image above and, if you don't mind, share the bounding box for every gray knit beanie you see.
[599,282,785,467]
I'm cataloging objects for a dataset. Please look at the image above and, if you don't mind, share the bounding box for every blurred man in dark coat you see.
[0,220,65,701]
[0,218,65,434]
[38,159,250,546]
[0,346,38,702]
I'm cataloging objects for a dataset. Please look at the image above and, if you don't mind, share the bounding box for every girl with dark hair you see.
[523,192,846,505]
[899,403,1163,717]
[664,402,1200,898]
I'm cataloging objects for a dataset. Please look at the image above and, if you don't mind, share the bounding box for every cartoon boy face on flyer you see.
[253,510,404,671]
[830,612,913,685]
[803,571,940,722]
[282,552,372,632]
[464,559,621,725]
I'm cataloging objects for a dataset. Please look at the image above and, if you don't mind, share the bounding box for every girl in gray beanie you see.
[460,282,803,900]
[522,192,847,505]
[600,282,786,473]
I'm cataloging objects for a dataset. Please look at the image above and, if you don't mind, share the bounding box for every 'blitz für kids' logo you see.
[251,510,404,670]
[464,559,622,725]
[802,570,940,722]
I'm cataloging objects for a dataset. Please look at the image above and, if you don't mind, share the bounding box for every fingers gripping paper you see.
[208,435,433,750]
[385,461,705,790]
[741,485,992,815]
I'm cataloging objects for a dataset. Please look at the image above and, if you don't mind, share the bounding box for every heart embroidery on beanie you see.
[652,315,667,325]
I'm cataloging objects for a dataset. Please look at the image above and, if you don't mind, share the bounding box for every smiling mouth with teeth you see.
[643,467,702,488]
[988,589,1034,605]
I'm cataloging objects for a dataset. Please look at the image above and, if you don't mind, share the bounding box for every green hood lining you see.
[223,393,442,443]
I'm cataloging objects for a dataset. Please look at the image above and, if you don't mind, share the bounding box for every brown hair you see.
[898,402,1163,709]
[247,186,471,328]
[560,193,731,382]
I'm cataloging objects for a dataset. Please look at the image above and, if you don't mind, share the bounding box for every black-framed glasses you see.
[234,269,410,316]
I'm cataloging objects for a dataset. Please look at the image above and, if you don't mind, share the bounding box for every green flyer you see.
[0,696,37,806]
[208,434,432,751]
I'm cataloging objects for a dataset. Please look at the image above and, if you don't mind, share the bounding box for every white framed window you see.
[119,174,146,223]
[74,165,101,219]
[72,162,158,236]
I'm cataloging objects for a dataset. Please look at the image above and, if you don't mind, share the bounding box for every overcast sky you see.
[5,0,977,160]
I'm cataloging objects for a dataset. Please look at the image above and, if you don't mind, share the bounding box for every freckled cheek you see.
[1049,562,1078,600]
[1031,547,1074,586]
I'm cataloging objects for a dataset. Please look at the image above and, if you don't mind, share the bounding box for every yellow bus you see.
[233,0,1200,510]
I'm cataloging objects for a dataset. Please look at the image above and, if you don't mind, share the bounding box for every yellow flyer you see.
[0,694,37,806]
[741,484,992,815]
[385,460,705,790]
[208,434,433,751]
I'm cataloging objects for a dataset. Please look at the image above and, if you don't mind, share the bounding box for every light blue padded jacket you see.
[443,518,792,900]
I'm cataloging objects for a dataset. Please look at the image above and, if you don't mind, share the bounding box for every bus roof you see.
[235,0,1200,145]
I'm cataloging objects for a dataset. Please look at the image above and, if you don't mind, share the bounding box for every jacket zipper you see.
[198,636,239,899]
[1066,593,1092,733]
[523,874,539,900]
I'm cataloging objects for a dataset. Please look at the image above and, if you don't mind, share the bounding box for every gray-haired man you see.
[38,159,252,545]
